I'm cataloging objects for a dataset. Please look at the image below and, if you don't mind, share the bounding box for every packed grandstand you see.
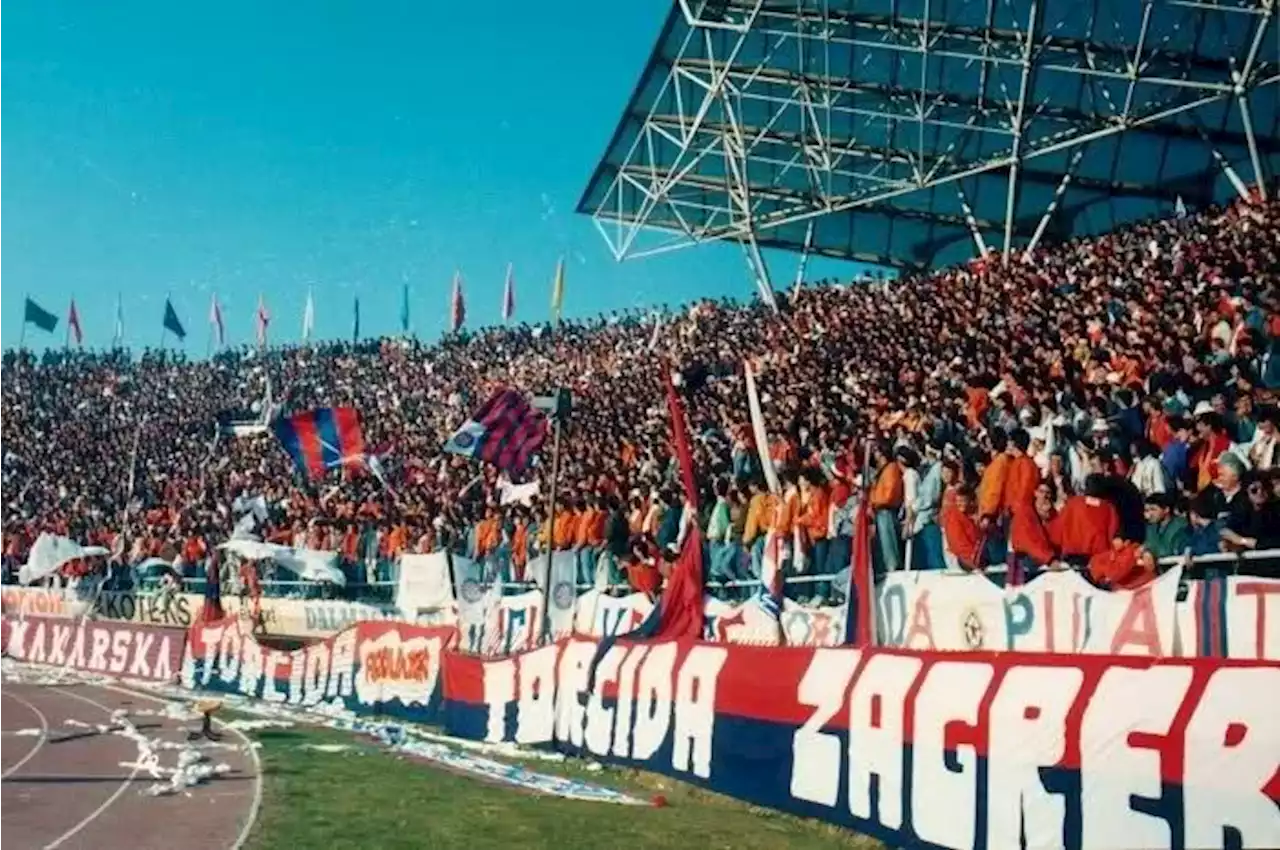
[2,194,1277,606]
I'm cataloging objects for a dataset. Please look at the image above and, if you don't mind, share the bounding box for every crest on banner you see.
[961,606,986,650]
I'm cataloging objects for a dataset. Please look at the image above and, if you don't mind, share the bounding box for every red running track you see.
[1,681,260,850]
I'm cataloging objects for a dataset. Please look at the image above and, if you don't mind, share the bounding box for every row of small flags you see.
[22,260,569,347]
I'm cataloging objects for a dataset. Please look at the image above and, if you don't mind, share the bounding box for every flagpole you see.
[538,390,566,644]
[19,293,28,351]
[64,298,71,350]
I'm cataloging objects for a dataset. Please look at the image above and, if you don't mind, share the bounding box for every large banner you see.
[183,618,456,725]
[7,568,1274,658]
[1,615,185,682]
[442,637,1280,850]
[878,568,1280,661]
[879,568,1183,655]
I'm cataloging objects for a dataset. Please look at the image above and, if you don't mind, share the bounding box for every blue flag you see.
[24,298,58,333]
[162,299,186,340]
[400,282,410,334]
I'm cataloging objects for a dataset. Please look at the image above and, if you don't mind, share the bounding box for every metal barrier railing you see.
[6,546,1276,606]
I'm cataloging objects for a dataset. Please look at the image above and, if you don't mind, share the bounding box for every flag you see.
[113,293,124,347]
[209,294,225,346]
[302,289,315,341]
[744,361,781,494]
[255,294,270,347]
[550,257,564,322]
[647,370,707,639]
[352,296,361,342]
[502,263,515,322]
[200,548,225,622]
[751,359,788,625]
[647,313,661,352]
[450,271,466,333]
[163,298,186,340]
[587,370,705,686]
[272,407,366,480]
[23,298,58,333]
[842,486,875,647]
[442,389,547,473]
[67,299,83,346]
[400,281,410,334]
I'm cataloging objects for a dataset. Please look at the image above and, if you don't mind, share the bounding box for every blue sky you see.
[3,1,865,352]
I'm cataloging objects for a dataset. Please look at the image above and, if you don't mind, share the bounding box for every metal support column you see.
[536,390,570,644]
[1208,146,1253,202]
[1236,89,1269,200]
[1022,149,1083,260]
[792,220,816,298]
[1002,0,1040,264]
[955,185,990,258]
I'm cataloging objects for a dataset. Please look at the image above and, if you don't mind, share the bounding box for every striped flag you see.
[255,294,270,347]
[209,294,225,347]
[442,389,547,473]
[450,271,466,333]
[272,407,366,481]
[502,263,515,323]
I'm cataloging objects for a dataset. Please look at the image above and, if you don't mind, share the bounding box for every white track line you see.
[76,681,264,850]
[1,689,51,780]
[38,687,142,850]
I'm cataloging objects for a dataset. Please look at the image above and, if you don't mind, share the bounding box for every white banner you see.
[879,567,1190,657]
[395,552,456,617]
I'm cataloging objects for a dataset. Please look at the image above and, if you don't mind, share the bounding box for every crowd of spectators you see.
[2,193,1278,602]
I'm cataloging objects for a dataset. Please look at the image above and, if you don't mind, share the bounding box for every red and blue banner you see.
[442,638,1280,850]
[183,618,455,726]
[272,407,366,480]
[441,390,547,473]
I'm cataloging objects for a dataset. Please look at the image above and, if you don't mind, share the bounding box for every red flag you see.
[451,272,466,332]
[255,294,270,347]
[651,371,704,640]
[502,263,515,322]
[67,299,83,345]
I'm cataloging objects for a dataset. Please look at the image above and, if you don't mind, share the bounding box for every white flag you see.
[113,293,125,347]
[302,288,315,341]
[744,360,780,495]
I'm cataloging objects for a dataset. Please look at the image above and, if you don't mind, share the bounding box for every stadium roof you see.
[578,0,1278,282]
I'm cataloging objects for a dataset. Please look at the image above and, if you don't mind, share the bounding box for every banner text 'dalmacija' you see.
[442,639,1280,850]
[182,618,456,725]
[1,615,184,682]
